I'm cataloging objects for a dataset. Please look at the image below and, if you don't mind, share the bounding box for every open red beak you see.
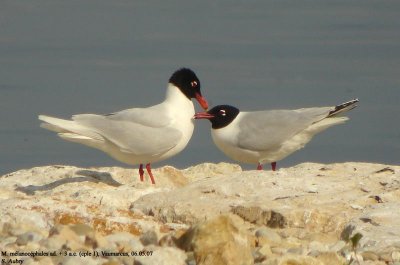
[195,93,209,110]
[194,112,214,120]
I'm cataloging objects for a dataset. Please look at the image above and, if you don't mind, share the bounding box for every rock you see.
[255,227,282,244]
[178,215,253,265]
[350,204,364,210]
[134,246,187,265]
[140,230,158,246]
[329,240,346,252]
[253,245,273,263]
[62,256,103,265]
[315,252,346,265]
[15,231,43,245]
[345,202,400,253]
[0,236,17,247]
[258,244,273,257]
[363,262,387,265]
[232,206,286,228]
[182,162,242,181]
[159,234,178,247]
[287,247,303,255]
[46,224,85,251]
[278,256,323,265]
[255,227,282,250]
[185,251,196,265]
[104,232,143,250]
[271,247,287,255]
[308,241,328,253]
[69,223,95,236]
[380,252,393,263]
[2,162,400,264]
[393,251,400,262]
[33,257,54,265]
[105,231,139,243]
[307,250,321,257]
[361,251,379,261]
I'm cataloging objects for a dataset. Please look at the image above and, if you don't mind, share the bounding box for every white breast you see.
[158,84,195,160]
[211,113,261,164]
[98,84,195,165]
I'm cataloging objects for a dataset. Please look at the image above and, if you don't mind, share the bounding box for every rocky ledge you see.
[0,162,399,265]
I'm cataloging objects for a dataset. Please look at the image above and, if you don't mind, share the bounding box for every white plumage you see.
[39,68,208,184]
[195,99,358,170]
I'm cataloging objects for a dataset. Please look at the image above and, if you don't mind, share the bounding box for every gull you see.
[39,68,208,184]
[194,99,358,171]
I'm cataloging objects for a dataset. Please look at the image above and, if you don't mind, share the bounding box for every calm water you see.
[1,1,399,175]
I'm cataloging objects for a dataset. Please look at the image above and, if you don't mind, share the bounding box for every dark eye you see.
[219,109,226,116]
[190,81,198,88]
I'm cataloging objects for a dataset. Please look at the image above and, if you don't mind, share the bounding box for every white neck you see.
[163,83,195,138]
[164,83,194,111]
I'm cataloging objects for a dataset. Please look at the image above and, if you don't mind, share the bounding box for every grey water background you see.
[1,1,399,175]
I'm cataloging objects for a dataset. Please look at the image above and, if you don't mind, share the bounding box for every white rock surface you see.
[0,162,399,264]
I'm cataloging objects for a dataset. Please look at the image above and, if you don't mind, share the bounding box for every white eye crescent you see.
[191,81,198,87]
[219,110,226,116]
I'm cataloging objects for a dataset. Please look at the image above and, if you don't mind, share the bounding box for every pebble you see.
[253,248,267,263]
[308,250,321,257]
[105,231,138,243]
[69,223,95,236]
[33,257,54,265]
[257,244,273,259]
[140,230,158,246]
[271,247,287,255]
[350,252,364,263]
[307,186,318,193]
[393,251,400,262]
[361,251,379,261]
[380,252,393,263]
[159,234,177,247]
[135,246,188,265]
[308,240,328,252]
[329,240,346,252]
[0,236,17,247]
[287,247,303,255]
[185,251,196,265]
[350,204,364,210]
[62,256,102,265]
[255,227,282,245]
[316,252,346,265]
[105,232,143,250]
[16,231,43,245]
[2,222,28,236]
[180,215,253,265]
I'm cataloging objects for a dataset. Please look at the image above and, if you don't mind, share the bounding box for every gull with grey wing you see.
[39,68,208,184]
[195,99,358,171]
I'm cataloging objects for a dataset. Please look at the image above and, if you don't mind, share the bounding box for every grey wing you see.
[72,114,182,156]
[237,107,332,151]
[104,103,170,128]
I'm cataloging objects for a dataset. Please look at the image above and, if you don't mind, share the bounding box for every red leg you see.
[257,163,263,170]
[271,162,277,171]
[146,163,156,185]
[139,164,144,181]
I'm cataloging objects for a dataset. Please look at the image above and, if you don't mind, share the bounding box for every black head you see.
[194,105,240,129]
[169,68,208,110]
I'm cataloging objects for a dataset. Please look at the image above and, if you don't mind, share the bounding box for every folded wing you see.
[237,107,332,151]
[39,107,182,156]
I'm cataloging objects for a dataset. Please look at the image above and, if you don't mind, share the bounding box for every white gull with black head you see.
[195,99,358,171]
[39,68,208,184]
